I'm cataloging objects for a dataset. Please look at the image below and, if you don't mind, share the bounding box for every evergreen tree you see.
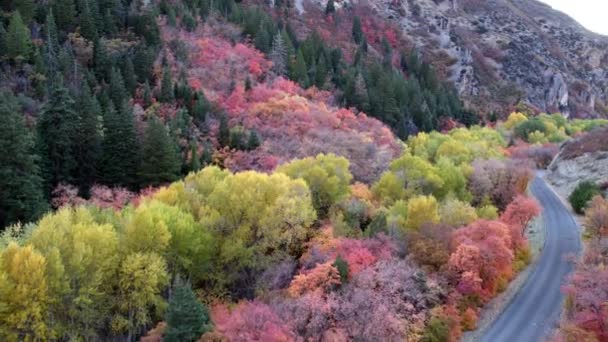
[269,32,287,77]
[79,0,99,41]
[0,24,7,58]
[189,143,201,172]
[192,92,209,123]
[315,54,328,88]
[247,130,261,150]
[218,115,230,147]
[109,67,127,108]
[123,57,137,96]
[353,72,370,112]
[292,49,309,88]
[0,92,47,228]
[253,24,271,53]
[93,38,111,81]
[6,11,32,61]
[143,81,153,108]
[74,84,102,194]
[37,80,79,191]
[15,0,35,23]
[139,117,181,186]
[160,65,174,103]
[53,0,76,30]
[244,75,252,91]
[164,280,212,342]
[100,102,140,188]
[352,16,363,44]
[381,36,393,68]
[325,0,335,15]
[44,11,60,85]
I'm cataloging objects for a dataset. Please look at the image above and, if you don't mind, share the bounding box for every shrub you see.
[569,181,601,214]
[514,118,547,141]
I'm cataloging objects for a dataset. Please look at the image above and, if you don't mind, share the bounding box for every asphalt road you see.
[480,176,581,342]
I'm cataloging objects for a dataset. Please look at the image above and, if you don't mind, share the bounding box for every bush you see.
[569,181,601,214]
[514,118,547,141]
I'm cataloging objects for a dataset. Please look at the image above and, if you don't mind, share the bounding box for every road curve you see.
[480,176,581,342]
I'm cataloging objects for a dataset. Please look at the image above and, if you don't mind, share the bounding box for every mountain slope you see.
[326,0,608,118]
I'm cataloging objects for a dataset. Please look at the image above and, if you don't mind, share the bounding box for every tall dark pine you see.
[37,80,79,193]
[325,0,335,15]
[352,16,363,44]
[109,67,127,108]
[74,84,102,194]
[164,281,212,342]
[139,117,181,186]
[100,102,140,188]
[0,92,47,228]
[160,65,174,103]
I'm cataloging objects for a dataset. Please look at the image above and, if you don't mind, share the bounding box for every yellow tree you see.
[439,197,478,227]
[277,153,352,216]
[0,243,51,341]
[406,195,440,231]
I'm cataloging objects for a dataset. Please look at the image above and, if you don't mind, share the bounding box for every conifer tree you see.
[0,92,47,227]
[164,280,212,342]
[325,0,335,15]
[192,92,210,123]
[292,49,309,88]
[6,11,32,62]
[247,130,261,150]
[160,65,174,103]
[218,115,230,147]
[0,25,7,58]
[79,0,99,41]
[139,117,181,186]
[189,143,201,172]
[74,84,102,194]
[123,57,137,96]
[100,102,140,188]
[270,32,287,77]
[16,0,35,23]
[37,79,79,192]
[143,81,153,108]
[53,0,76,30]
[315,54,328,88]
[109,67,127,108]
[352,16,363,44]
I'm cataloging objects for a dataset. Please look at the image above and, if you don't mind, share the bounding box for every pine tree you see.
[139,117,181,186]
[189,143,201,172]
[160,65,174,103]
[0,92,47,228]
[74,84,102,194]
[15,0,35,23]
[247,130,261,150]
[270,32,287,77]
[93,38,110,81]
[53,0,76,30]
[164,280,212,342]
[100,102,140,188]
[44,11,60,85]
[244,75,252,91]
[352,16,363,44]
[253,24,271,53]
[79,0,99,41]
[381,36,393,68]
[37,80,79,191]
[6,11,32,62]
[353,72,370,112]
[315,54,328,88]
[123,57,137,96]
[192,92,210,123]
[325,0,335,15]
[0,24,7,58]
[109,67,127,108]
[218,115,230,147]
[143,81,153,108]
[292,49,309,88]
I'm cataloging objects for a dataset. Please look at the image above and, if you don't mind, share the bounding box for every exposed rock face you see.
[546,127,608,197]
[327,0,608,117]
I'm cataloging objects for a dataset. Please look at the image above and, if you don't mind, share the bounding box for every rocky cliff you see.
[312,0,608,118]
[546,127,608,197]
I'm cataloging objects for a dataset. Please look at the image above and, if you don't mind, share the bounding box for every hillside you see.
[325,0,608,118]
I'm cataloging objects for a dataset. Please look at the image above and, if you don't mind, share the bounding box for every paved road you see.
[480,176,581,342]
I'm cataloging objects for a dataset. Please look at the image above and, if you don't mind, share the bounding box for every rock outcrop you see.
[546,127,608,197]
[312,0,608,118]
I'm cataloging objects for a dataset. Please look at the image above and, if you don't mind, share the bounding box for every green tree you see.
[333,255,349,283]
[247,130,261,150]
[74,84,102,194]
[52,0,76,30]
[99,102,140,188]
[160,65,174,103]
[109,67,127,109]
[569,181,601,214]
[218,115,230,147]
[192,92,210,123]
[270,32,287,76]
[352,16,363,44]
[139,118,181,186]
[6,11,32,61]
[325,0,335,15]
[164,280,212,342]
[277,153,352,217]
[79,0,98,41]
[15,0,35,23]
[291,49,309,88]
[37,80,79,191]
[0,92,47,228]
[123,57,137,96]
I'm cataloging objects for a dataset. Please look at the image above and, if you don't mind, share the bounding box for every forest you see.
[1,0,608,340]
